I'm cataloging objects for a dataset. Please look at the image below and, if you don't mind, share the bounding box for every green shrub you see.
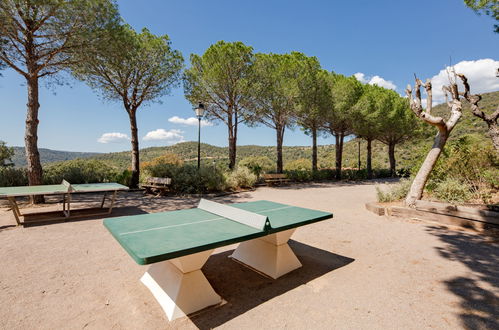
[43,159,117,184]
[113,169,133,187]
[239,156,274,176]
[0,167,28,187]
[284,158,312,171]
[376,178,412,202]
[284,170,311,182]
[433,177,472,204]
[225,167,257,190]
[142,162,227,194]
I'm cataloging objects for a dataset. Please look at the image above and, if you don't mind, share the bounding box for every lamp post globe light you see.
[195,103,205,169]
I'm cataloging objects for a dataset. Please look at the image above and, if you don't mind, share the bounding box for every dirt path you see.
[0,181,497,329]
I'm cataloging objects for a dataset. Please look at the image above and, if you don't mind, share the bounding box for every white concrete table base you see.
[140,249,222,321]
[231,228,302,279]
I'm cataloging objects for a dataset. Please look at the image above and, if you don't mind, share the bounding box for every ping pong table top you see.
[104,200,333,265]
[0,182,128,197]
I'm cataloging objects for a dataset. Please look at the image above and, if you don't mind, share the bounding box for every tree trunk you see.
[334,133,344,180]
[312,127,317,172]
[25,75,44,203]
[388,142,396,177]
[276,125,284,173]
[128,111,140,188]
[366,138,373,179]
[227,112,237,170]
[405,131,448,206]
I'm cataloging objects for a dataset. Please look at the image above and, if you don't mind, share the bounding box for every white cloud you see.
[97,132,129,144]
[368,75,397,90]
[354,72,367,83]
[354,72,397,90]
[168,116,213,127]
[427,58,499,105]
[143,129,185,144]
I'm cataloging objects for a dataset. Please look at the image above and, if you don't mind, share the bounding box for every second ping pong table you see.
[104,199,333,321]
[0,181,128,225]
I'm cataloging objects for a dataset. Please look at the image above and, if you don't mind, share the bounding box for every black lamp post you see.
[195,103,205,169]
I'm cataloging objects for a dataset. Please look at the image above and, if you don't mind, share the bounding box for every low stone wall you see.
[366,200,499,232]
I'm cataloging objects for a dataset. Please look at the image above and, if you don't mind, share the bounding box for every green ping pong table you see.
[104,199,332,321]
[0,180,129,225]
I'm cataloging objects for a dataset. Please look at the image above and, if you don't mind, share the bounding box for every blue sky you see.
[0,0,498,152]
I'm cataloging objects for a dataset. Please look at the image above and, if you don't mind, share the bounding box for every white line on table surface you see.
[119,205,296,236]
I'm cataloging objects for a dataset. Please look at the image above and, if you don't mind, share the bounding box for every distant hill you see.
[12,147,99,167]
[11,91,498,170]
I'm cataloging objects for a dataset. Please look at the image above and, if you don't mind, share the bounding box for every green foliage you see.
[0,167,28,187]
[42,159,118,184]
[464,0,499,33]
[72,25,183,106]
[376,179,412,202]
[284,158,312,171]
[433,178,472,204]
[113,169,133,187]
[326,73,363,135]
[239,156,274,176]
[0,0,120,78]
[141,161,257,194]
[0,141,14,166]
[184,41,255,168]
[411,134,498,204]
[225,167,257,190]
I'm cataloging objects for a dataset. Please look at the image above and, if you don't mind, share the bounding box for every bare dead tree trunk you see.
[366,138,373,179]
[312,126,318,172]
[334,133,344,179]
[388,142,396,177]
[276,125,284,173]
[128,109,140,188]
[458,74,499,152]
[405,76,463,207]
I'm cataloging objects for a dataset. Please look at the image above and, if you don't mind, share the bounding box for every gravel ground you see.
[0,181,497,330]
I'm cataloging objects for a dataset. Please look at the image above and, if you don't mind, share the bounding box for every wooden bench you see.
[261,173,290,186]
[142,177,172,196]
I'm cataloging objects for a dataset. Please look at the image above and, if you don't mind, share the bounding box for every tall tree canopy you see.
[326,73,363,179]
[250,52,303,173]
[464,0,498,33]
[0,141,14,167]
[0,0,119,195]
[352,84,384,179]
[295,56,331,172]
[72,25,184,187]
[374,90,418,176]
[183,41,255,169]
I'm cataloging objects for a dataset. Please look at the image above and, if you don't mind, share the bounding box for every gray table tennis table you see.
[0,180,128,225]
[104,199,333,320]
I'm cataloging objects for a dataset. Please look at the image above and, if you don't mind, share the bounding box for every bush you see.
[113,169,133,187]
[43,159,118,184]
[225,167,257,190]
[239,156,274,176]
[142,153,184,168]
[433,177,472,204]
[0,167,28,187]
[376,178,412,202]
[284,158,312,171]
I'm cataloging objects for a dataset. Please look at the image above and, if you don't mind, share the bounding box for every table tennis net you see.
[198,199,270,231]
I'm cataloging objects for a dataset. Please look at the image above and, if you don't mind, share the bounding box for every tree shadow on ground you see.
[189,240,354,329]
[426,225,499,330]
